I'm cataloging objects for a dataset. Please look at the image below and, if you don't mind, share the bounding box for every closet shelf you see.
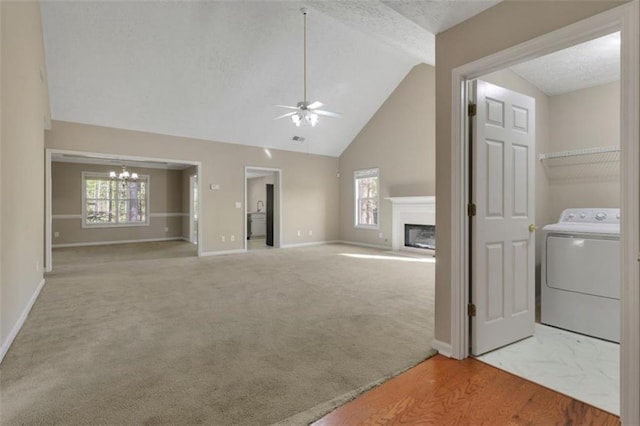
[539,145,620,183]
[539,145,620,161]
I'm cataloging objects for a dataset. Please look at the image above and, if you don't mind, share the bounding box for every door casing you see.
[447,2,639,424]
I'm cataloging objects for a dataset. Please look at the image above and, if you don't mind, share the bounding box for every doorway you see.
[45,149,202,271]
[468,43,621,412]
[244,167,282,250]
[448,3,638,423]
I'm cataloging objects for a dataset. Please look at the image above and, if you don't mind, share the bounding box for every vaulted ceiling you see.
[40,1,500,157]
[41,1,619,159]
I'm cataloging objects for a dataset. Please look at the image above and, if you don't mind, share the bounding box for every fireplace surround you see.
[385,196,435,254]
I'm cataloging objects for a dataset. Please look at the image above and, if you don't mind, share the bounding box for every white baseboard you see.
[0,278,46,364]
[281,240,340,249]
[52,237,183,248]
[431,339,452,358]
[200,248,246,257]
[337,240,391,250]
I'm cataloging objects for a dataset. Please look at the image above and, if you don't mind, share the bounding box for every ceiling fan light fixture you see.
[291,110,319,127]
[274,9,340,129]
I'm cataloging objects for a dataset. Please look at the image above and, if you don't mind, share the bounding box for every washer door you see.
[546,235,620,299]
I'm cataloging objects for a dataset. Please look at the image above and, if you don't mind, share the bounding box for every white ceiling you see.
[40,0,500,158]
[510,32,620,96]
[40,1,618,159]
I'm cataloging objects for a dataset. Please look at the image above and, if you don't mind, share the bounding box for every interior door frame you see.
[448,2,639,423]
[243,166,282,250]
[189,174,198,244]
[45,149,203,271]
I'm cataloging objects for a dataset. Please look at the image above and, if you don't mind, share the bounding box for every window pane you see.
[84,174,148,226]
[355,171,379,227]
[86,199,115,223]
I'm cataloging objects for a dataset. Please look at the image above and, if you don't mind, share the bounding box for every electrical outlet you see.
[309,230,313,236]
[297,230,301,237]
[235,202,242,209]
[164,227,169,232]
[35,261,39,272]
[230,235,235,242]
[379,233,383,239]
[221,236,226,242]
[54,231,59,238]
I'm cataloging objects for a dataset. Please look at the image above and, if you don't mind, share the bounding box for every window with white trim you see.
[82,172,149,227]
[354,168,379,228]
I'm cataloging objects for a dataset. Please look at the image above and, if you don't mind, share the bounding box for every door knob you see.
[528,224,538,233]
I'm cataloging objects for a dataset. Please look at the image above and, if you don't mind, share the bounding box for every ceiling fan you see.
[274,8,341,127]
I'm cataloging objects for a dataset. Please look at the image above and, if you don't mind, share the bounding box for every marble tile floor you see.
[477,323,619,415]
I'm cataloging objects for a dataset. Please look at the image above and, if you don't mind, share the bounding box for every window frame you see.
[354,168,380,230]
[82,171,150,228]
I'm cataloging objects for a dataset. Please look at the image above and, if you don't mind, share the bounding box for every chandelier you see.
[109,165,138,185]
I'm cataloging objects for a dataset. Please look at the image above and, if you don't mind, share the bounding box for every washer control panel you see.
[559,208,620,224]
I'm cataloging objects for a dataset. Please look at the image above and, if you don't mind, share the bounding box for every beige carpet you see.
[1,242,435,425]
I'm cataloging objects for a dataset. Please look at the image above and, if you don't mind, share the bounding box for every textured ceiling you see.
[40,0,500,157]
[510,32,620,96]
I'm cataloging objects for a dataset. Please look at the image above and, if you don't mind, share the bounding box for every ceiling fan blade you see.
[274,104,300,110]
[314,110,342,118]
[307,101,324,110]
[274,111,298,120]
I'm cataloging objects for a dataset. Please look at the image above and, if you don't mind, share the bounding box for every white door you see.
[470,80,536,355]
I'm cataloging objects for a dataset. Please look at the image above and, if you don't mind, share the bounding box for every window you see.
[354,168,379,228]
[82,172,149,227]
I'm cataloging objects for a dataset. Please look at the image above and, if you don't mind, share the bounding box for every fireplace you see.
[385,196,435,253]
[404,224,435,250]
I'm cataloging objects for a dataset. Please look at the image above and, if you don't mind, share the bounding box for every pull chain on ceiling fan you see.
[274,8,341,127]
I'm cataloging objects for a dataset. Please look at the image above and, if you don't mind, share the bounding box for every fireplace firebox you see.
[404,224,435,250]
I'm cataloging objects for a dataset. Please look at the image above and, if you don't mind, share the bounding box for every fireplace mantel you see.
[384,196,435,252]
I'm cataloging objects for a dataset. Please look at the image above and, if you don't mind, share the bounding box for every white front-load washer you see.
[541,208,620,342]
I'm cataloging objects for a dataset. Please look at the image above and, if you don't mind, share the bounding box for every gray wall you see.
[546,81,620,219]
[51,162,186,245]
[1,1,51,356]
[434,0,622,347]
[339,64,436,248]
[45,121,340,253]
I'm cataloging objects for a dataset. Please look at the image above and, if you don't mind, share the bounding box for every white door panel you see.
[471,80,536,355]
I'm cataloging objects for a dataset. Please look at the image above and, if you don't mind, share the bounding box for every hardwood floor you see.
[313,355,619,425]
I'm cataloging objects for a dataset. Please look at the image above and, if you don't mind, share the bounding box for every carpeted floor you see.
[0,242,435,425]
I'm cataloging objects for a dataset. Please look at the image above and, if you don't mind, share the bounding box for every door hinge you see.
[468,303,476,317]
[468,103,477,117]
[467,203,477,217]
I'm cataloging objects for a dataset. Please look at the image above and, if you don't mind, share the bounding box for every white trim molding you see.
[52,214,83,220]
[281,241,340,249]
[200,249,246,257]
[0,279,46,363]
[620,0,640,422]
[448,3,639,424]
[149,213,189,218]
[337,240,391,251]
[53,212,188,220]
[52,237,184,248]
[430,339,452,358]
